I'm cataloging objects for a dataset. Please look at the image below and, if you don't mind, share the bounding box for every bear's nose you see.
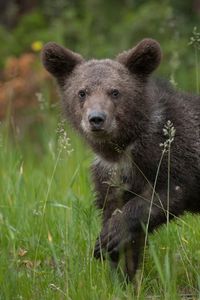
[88,111,106,130]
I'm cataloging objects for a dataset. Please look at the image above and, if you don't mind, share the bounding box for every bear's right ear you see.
[41,42,83,85]
[117,39,162,76]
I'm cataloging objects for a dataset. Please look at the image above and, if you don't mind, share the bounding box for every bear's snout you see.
[88,111,106,131]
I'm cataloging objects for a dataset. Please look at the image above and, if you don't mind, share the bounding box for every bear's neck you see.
[87,132,141,163]
[90,140,127,162]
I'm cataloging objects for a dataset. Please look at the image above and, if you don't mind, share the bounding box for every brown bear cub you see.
[42,39,200,281]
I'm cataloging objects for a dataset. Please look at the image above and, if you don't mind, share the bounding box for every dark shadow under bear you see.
[42,39,200,281]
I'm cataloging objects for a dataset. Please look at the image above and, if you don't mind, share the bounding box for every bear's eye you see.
[111,89,120,98]
[78,89,86,100]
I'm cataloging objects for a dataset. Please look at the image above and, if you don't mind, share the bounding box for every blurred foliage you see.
[0,4,200,299]
[0,0,198,142]
[0,0,199,92]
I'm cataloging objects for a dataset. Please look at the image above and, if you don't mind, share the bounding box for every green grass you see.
[0,115,200,300]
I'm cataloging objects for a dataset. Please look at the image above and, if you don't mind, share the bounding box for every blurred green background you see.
[0,2,200,299]
[0,0,199,157]
[0,0,199,139]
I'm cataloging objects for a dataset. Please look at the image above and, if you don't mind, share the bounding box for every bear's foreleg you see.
[94,186,184,281]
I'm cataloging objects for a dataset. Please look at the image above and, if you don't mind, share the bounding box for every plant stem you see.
[33,149,62,284]
[195,46,199,94]
[137,149,166,298]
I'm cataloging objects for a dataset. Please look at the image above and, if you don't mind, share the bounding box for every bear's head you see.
[42,39,161,156]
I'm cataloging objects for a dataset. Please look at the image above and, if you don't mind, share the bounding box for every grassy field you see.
[0,110,200,300]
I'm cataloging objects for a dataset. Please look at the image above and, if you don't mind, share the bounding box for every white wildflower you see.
[57,120,74,155]
[160,120,176,152]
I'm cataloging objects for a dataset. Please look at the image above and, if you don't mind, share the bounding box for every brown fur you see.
[42,39,200,281]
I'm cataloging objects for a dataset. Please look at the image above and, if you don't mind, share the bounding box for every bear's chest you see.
[106,159,134,190]
[95,150,136,194]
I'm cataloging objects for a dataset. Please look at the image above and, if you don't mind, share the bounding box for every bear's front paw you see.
[94,212,132,259]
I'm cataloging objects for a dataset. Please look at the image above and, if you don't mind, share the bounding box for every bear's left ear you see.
[117,39,162,76]
[41,42,84,85]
